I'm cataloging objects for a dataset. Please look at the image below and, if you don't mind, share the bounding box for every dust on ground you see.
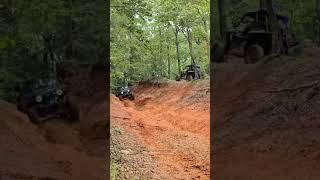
[213,45,320,180]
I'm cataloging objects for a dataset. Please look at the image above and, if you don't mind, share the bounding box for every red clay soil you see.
[111,80,210,179]
[0,91,107,179]
[213,46,320,180]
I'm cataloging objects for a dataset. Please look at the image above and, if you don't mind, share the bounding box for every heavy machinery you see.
[213,9,299,63]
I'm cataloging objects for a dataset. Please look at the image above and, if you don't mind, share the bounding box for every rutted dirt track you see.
[213,46,320,180]
[0,79,107,179]
[111,81,210,179]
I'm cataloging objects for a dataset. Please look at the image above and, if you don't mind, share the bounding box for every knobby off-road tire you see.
[129,94,135,101]
[186,74,193,81]
[288,44,303,56]
[176,75,182,81]
[245,44,264,64]
[65,99,80,122]
[27,108,42,124]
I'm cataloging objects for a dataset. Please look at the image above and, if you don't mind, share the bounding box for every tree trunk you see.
[6,1,17,76]
[167,45,171,79]
[260,0,266,10]
[128,31,133,82]
[202,17,210,62]
[174,24,181,74]
[159,27,162,58]
[184,46,187,64]
[185,28,195,65]
[185,27,200,79]
[64,0,73,61]
[316,0,320,46]
[217,0,226,40]
[197,7,210,62]
[266,0,282,54]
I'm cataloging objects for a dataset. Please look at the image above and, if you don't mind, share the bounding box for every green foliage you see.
[222,0,320,41]
[111,0,209,90]
[110,160,119,180]
[0,1,106,101]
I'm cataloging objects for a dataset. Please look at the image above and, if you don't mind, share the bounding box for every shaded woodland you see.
[110,0,209,89]
[0,1,107,101]
[214,0,320,44]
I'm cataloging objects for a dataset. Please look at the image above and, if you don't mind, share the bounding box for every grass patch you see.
[111,160,119,180]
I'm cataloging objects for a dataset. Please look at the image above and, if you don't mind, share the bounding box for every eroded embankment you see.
[111,80,210,179]
[213,46,320,180]
[0,88,107,179]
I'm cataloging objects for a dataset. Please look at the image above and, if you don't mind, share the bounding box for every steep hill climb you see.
[213,45,320,180]
[0,76,107,179]
[111,80,210,179]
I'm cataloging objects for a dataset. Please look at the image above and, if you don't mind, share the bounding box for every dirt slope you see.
[111,80,210,179]
[0,91,107,179]
[213,46,320,180]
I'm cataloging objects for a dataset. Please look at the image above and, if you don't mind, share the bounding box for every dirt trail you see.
[213,46,320,180]
[0,89,107,179]
[111,81,210,179]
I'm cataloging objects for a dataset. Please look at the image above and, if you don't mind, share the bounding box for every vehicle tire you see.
[27,108,42,124]
[288,44,302,56]
[186,74,193,81]
[245,44,264,64]
[118,96,124,101]
[212,42,225,63]
[65,99,80,122]
[176,75,181,81]
[129,94,135,101]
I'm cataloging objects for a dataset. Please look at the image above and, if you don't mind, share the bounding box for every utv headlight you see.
[35,95,42,103]
[121,91,123,94]
[56,89,63,96]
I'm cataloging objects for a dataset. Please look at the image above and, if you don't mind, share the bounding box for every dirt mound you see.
[0,100,69,179]
[213,47,320,179]
[111,80,210,179]
[0,90,106,179]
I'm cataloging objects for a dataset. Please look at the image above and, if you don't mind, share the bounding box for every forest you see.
[1,0,319,100]
[0,1,107,101]
[214,0,320,44]
[110,0,210,89]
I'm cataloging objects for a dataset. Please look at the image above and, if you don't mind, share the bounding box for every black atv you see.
[115,86,135,101]
[177,64,201,81]
[213,9,299,63]
[16,78,79,124]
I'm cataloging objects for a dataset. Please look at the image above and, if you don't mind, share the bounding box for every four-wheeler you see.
[176,64,201,81]
[16,78,79,124]
[213,9,299,63]
[115,86,135,101]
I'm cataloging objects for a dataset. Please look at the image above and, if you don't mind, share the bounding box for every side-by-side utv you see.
[16,78,79,123]
[176,64,201,81]
[213,9,300,63]
[115,86,135,101]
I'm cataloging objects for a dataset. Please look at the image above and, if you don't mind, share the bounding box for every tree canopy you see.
[214,0,320,42]
[110,0,210,89]
[0,0,107,101]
